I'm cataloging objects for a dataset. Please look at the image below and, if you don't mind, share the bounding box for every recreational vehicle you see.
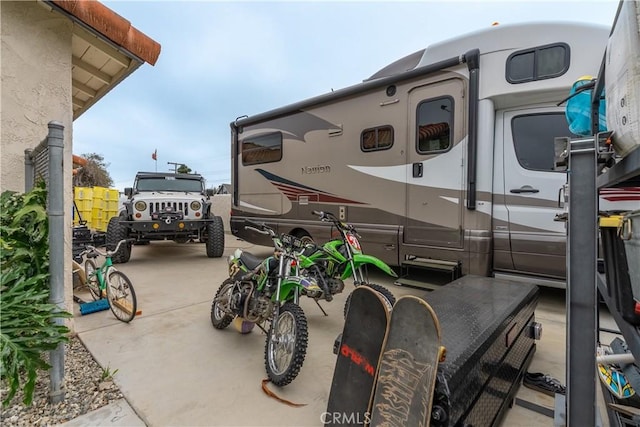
[230,21,640,288]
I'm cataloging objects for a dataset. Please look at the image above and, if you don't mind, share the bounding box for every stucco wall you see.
[1,1,75,327]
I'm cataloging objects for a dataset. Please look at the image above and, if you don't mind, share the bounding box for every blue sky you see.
[72,0,620,190]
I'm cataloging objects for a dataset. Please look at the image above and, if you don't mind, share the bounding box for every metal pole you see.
[566,136,598,426]
[24,149,34,192]
[47,121,66,404]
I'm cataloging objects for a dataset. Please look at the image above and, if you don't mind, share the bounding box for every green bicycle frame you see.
[89,256,115,292]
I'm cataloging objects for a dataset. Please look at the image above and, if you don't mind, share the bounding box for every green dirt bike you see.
[299,210,398,315]
[210,220,320,386]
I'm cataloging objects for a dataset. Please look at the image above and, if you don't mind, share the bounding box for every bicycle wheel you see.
[106,270,137,322]
[84,259,102,301]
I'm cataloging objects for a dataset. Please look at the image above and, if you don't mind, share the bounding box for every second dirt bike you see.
[210,220,320,386]
[299,211,398,314]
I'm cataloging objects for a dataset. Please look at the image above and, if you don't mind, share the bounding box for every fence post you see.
[47,121,66,404]
[24,149,34,192]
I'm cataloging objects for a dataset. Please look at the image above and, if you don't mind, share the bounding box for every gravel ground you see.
[0,335,124,426]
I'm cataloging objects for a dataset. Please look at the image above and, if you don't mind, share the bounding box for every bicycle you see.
[81,239,138,323]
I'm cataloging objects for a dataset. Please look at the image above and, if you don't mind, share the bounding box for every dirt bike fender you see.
[277,276,320,301]
[341,254,398,279]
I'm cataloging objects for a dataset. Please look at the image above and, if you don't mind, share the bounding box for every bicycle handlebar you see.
[83,239,133,258]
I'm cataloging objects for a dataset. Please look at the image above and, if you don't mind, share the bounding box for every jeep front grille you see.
[149,202,188,215]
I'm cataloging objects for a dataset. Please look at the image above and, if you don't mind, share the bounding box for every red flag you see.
[152,149,157,160]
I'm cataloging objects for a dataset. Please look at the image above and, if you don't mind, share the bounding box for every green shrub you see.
[0,183,71,407]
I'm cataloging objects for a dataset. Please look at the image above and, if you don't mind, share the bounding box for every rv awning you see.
[43,0,161,120]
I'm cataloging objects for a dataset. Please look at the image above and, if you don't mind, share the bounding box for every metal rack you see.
[564,135,640,426]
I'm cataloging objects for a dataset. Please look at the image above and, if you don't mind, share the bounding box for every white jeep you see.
[106,172,224,263]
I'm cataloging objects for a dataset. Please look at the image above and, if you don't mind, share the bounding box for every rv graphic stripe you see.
[256,169,321,192]
[253,112,340,143]
[600,187,640,202]
[256,169,366,205]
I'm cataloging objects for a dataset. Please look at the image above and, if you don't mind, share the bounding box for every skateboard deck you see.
[369,295,444,427]
[325,286,391,426]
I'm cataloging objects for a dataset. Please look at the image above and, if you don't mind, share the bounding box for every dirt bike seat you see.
[239,252,263,270]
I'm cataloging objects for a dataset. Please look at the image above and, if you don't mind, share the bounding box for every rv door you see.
[500,108,574,278]
[405,78,465,249]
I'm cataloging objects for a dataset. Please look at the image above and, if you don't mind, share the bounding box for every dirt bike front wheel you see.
[344,283,396,318]
[211,278,235,329]
[264,302,308,386]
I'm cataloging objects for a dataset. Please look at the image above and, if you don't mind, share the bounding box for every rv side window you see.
[506,43,570,83]
[416,97,453,153]
[241,132,283,165]
[511,113,578,171]
[361,126,394,152]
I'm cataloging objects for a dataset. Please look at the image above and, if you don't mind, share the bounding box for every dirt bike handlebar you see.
[244,220,276,237]
[312,210,358,235]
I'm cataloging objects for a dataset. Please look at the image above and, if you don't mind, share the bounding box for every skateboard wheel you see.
[439,346,447,363]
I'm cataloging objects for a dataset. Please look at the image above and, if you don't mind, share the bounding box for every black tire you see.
[211,279,235,329]
[344,283,396,318]
[206,216,225,258]
[106,217,131,264]
[106,270,137,323]
[264,302,308,386]
[84,258,102,301]
[294,231,314,247]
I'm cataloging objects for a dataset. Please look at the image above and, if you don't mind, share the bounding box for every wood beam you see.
[73,25,131,68]
[72,79,97,98]
[72,56,112,85]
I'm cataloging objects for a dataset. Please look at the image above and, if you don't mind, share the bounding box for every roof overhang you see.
[41,0,161,120]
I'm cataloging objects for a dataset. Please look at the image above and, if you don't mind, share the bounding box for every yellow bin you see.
[74,187,93,200]
[93,186,106,200]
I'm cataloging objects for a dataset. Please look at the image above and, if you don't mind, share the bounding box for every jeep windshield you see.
[135,177,203,193]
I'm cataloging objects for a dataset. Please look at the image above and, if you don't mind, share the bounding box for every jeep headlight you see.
[134,201,147,211]
[190,201,201,211]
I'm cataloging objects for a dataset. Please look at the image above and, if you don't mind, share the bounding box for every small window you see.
[241,132,282,165]
[511,113,578,171]
[507,43,570,83]
[361,126,394,152]
[416,97,453,153]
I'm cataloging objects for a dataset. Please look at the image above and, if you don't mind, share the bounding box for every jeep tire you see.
[206,216,225,258]
[106,216,131,264]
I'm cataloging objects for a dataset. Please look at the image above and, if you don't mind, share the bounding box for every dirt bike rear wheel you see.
[264,302,308,386]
